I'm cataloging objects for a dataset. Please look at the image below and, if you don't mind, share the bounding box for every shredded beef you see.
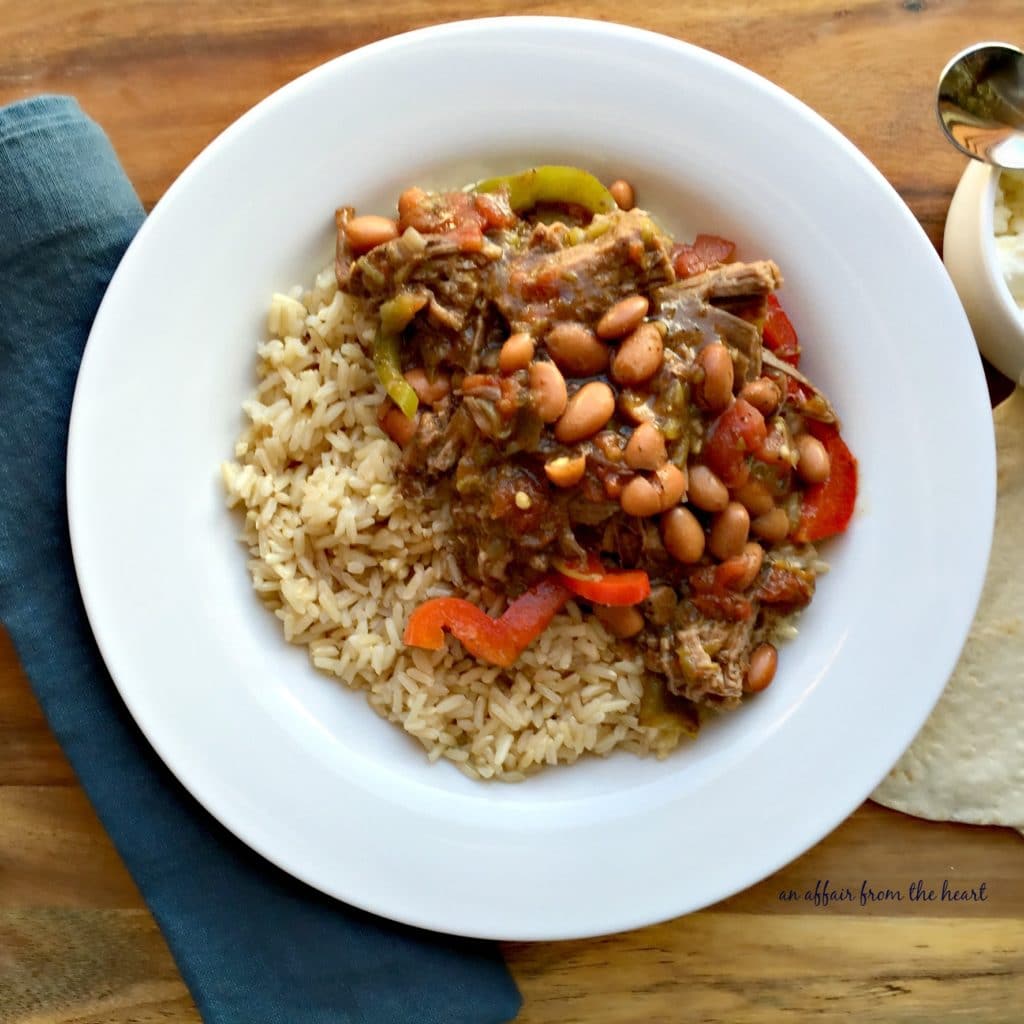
[491,209,675,332]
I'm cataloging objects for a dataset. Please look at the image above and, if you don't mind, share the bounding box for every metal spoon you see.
[937,42,1024,169]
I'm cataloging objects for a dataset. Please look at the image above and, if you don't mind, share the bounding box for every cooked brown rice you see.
[222,266,690,779]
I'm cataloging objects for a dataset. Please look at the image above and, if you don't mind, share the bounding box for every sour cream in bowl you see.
[944,162,1024,383]
[994,172,1024,308]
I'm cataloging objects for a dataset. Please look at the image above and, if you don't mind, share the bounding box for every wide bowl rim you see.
[67,16,995,940]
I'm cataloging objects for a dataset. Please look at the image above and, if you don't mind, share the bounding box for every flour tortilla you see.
[872,388,1024,831]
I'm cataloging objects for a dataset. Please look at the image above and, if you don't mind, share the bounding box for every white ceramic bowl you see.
[67,17,995,939]
[945,161,1024,383]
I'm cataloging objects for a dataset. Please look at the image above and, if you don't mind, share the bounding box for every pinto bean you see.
[746,643,778,692]
[609,179,636,210]
[546,322,609,377]
[709,501,750,560]
[611,323,663,387]
[687,465,730,512]
[719,542,765,591]
[661,506,705,563]
[596,295,649,339]
[739,376,782,415]
[696,343,734,412]
[796,433,831,483]
[528,361,568,423]
[544,454,587,488]
[595,604,645,638]
[654,462,687,508]
[620,462,685,516]
[461,373,501,401]
[619,475,662,517]
[499,333,535,374]
[731,479,774,517]
[751,506,791,542]
[379,404,418,447]
[624,422,667,470]
[344,215,399,253]
[403,367,450,405]
[554,381,616,443]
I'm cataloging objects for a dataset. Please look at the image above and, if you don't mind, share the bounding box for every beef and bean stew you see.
[335,166,857,713]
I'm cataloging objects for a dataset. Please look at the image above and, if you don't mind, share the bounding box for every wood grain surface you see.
[1,2,1022,1021]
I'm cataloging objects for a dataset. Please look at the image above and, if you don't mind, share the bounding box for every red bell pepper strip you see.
[403,578,571,668]
[762,294,801,367]
[553,554,651,606]
[498,578,573,649]
[702,398,768,488]
[793,422,858,543]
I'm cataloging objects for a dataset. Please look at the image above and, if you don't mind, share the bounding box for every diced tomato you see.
[396,187,515,253]
[785,377,809,404]
[453,220,484,252]
[671,244,701,278]
[671,234,736,278]
[763,294,801,367]
[755,418,791,468]
[397,187,438,232]
[490,466,548,534]
[687,564,718,595]
[695,233,735,265]
[689,556,754,597]
[752,565,815,606]
[792,422,858,543]
[403,578,571,668]
[714,557,753,592]
[472,191,518,230]
[702,399,768,488]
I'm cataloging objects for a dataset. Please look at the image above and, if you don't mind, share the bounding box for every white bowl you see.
[67,17,994,939]
[945,161,1024,383]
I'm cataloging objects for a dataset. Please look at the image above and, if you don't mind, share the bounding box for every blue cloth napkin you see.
[0,95,521,1024]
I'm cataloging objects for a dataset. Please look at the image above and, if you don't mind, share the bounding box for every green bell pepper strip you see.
[374,330,418,419]
[473,165,617,216]
[374,292,428,419]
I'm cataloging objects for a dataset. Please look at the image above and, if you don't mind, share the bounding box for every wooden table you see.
[2,2,1022,1020]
